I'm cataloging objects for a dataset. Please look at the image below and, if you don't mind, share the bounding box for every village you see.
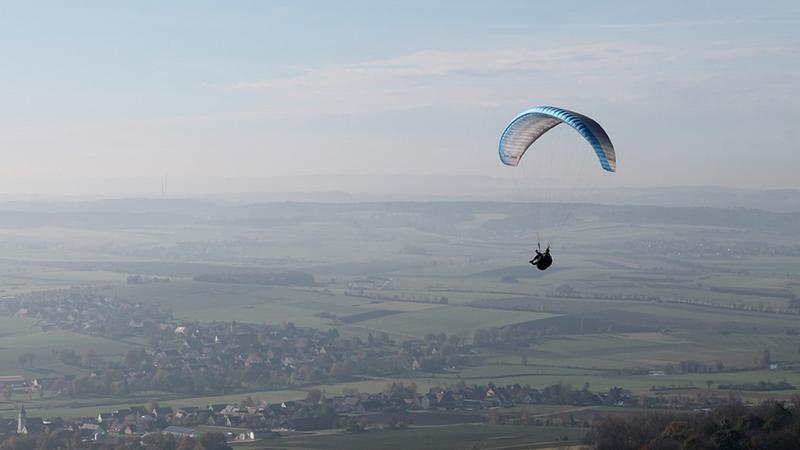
[2,377,670,447]
[1,288,480,398]
[0,288,753,448]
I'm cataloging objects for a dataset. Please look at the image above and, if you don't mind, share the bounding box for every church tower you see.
[17,404,27,434]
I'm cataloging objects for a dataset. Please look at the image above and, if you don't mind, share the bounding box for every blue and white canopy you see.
[499,106,616,172]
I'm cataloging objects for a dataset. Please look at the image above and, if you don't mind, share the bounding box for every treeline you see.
[665,359,726,374]
[589,401,800,450]
[42,327,471,397]
[343,290,449,305]
[0,432,230,450]
[193,270,314,286]
[709,286,794,300]
[126,275,171,284]
[717,380,795,392]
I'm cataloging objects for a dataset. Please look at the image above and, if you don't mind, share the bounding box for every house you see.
[245,355,266,368]
[112,409,131,420]
[420,393,437,410]
[208,404,227,415]
[225,415,243,428]
[80,423,101,432]
[91,430,107,442]
[174,407,199,419]
[162,425,198,438]
[152,406,174,418]
[0,376,26,389]
[361,399,383,412]
[220,405,243,416]
[266,404,287,417]
[290,416,335,431]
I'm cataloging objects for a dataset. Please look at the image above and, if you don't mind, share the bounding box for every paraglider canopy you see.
[499,106,616,172]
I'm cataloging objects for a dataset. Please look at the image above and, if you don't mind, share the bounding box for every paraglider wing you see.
[499,106,616,172]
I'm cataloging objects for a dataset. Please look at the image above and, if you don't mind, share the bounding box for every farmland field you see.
[0,200,799,423]
[350,306,560,341]
[267,424,587,450]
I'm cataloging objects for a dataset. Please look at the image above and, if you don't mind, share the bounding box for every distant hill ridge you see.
[0,199,797,235]
[0,180,798,212]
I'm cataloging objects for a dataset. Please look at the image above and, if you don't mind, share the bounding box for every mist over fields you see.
[2,176,799,212]
[0,186,798,448]
[2,0,798,446]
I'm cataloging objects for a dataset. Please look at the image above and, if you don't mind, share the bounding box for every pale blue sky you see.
[1,1,798,192]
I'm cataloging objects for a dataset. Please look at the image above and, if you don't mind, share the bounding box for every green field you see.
[0,200,799,422]
[264,424,587,450]
[351,306,560,341]
[0,317,137,378]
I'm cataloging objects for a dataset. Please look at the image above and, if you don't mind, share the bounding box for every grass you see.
[0,389,309,420]
[0,202,799,421]
[351,306,560,342]
[0,325,137,378]
[414,369,800,395]
[270,424,587,450]
[0,378,439,420]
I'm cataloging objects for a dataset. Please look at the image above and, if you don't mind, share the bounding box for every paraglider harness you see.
[529,242,553,271]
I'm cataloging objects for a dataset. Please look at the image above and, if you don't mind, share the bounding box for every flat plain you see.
[0,200,798,450]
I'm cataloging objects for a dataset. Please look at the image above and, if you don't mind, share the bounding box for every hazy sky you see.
[1,1,798,193]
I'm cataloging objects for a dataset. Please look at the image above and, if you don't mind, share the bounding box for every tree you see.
[240,395,256,407]
[385,382,417,401]
[197,432,232,450]
[57,349,80,366]
[146,399,160,415]
[176,436,195,450]
[591,416,650,450]
[142,433,177,450]
[306,389,323,405]
[15,352,35,369]
[125,348,144,369]
[447,335,461,348]
[760,349,772,369]
[81,349,97,367]
[711,429,743,450]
